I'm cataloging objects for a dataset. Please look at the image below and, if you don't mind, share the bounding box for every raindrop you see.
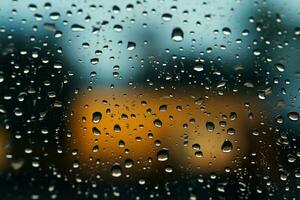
[90,58,99,65]
[288,112,299,121]
[92,112,102,123]
[114,124,121,132]
[111,163,122,177]
[275,63,285,72]
[161,13,172,21]
[71,24,85,32]
[193,64,204,72]
[127,41,136,50]
[113,24,123,32]
[153,119,162,128]
[222,27,231,35]
[49,12,60,20]
[159,104,167,112]
[157,148,169,161]
[92,127,101,135]
[221,140,233,153]
[206,121,215,132]
[124,159,134,168]
[171,27,184,42]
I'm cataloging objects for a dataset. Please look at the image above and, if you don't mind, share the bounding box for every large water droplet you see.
[71,24,85,32]
[288,112,299,121]
[221,140,233,153]
[206,121,215,132]
[92,112,102,123]
[127,41,136,50]
[153,119,162,128]
[275,63,285,72]
[111,163,122,177]
[161,13,172,21]
[171,27,184,42]
[157,148,169,161]
[159,104,167,112]
[222,27,231,35]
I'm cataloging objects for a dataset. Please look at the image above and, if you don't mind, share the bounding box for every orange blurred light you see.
[65,87,260,180]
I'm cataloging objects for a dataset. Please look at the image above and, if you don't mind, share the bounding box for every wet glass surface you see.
[0,0,299,199]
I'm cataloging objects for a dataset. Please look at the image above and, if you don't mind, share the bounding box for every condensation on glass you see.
[0,0,299,199]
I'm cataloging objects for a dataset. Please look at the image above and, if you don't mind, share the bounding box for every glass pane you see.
[0,0,299,199]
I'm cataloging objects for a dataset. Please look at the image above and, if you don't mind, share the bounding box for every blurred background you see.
[0,0,299,199]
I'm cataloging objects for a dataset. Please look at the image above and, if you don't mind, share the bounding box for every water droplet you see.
[227,128,235,135]
[127,41,136,50]
[192,144,201,151]
[90,58,99,65]
[92,145,99,152]
[92,127,101,135]
[92,112,102,123]
[195,151,203,158]
[275,63,285,72]
[193,64,204,72]
[73,160,80,168]
[114,124,121,132]
[153,119,162,128]
[113,24,123,32]
[111,163,122,177]
[206,121,215,132]
[71,24,85,32]
[222,27,231,35]
[221,140,233,153]
[161,13,172,21]
[159,104,167,112]
[171,27,184,42]
[157,148,169,161]
[288,112,299,121]
[124,159,134,168]
[257,91,266,100]
[49,12,60,20]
